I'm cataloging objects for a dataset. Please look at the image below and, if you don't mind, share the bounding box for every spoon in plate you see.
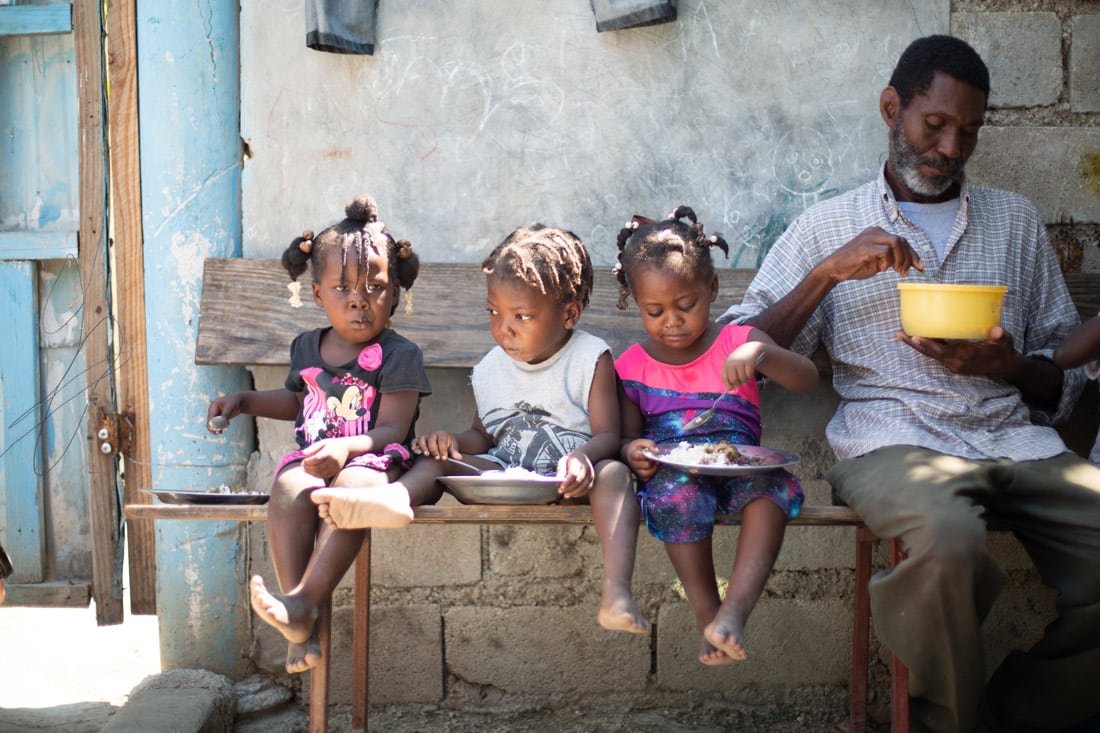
[444,456,485,474]
[682,353,765,432]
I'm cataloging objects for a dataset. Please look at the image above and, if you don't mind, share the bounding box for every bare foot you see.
[286,632,322,674]
[699,637,735,666]
[249,575,316,644]
[311,485,414,529]
[597,592,650,635]
[704,614,748,661]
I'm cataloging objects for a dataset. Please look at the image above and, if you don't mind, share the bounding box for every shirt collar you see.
[875,163,971,222]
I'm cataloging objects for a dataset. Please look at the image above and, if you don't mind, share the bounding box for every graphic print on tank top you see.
[483,401,588,474]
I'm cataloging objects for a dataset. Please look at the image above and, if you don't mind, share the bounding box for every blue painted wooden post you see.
[0,260,44,581]
[136,1,252,675]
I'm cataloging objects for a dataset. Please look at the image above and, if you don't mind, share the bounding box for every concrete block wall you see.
[237,2,1099,723]
[954,2,1100,271]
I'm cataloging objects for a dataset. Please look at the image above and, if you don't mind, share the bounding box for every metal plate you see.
[643,444,800,476]
[438,474,562,505]
[143,489,270,505]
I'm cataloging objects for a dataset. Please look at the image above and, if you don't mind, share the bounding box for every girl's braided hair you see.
[612,205,729,309]
[481,224,593,308]
[281,194,420,315]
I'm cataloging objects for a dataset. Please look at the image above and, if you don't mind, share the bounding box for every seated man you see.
[722,34,1100,733]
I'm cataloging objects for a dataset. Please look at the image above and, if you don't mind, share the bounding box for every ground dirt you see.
[0,591,880,733]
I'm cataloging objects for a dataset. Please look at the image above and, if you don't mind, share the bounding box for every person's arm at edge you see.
[1053,317,1100,370]
[210,388,300,423]
[577,352,621,465]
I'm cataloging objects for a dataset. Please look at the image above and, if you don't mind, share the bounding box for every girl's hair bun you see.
[346,194,379,223]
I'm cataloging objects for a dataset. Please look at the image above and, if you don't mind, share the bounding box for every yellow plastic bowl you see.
[897,283,1008,340]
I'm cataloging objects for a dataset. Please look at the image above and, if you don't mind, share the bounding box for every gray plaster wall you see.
[234,0,1100,723]
[240,0,946,267]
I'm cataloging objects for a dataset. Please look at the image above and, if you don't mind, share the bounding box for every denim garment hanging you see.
[590,0,677,32]
[306,0,379,54]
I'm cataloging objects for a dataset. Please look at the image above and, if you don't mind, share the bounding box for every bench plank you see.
[196,258,1100,368]
[195,258,758,367]
[124,501,863,526]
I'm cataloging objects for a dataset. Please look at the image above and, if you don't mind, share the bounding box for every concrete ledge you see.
[101,669,234,733]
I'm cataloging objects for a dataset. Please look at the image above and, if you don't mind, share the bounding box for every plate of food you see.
[439,467,562,505]
[643,440,800,476]
[143,487,270,505]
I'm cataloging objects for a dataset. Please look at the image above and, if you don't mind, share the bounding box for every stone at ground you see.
[234,704,308,733]
[102,669,234,733]
[233,673,293,715]
[0,701,115,733]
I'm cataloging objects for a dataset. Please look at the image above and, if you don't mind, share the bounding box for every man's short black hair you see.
[888,35,991,108]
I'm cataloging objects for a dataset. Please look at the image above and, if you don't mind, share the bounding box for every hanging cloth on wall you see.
[590,0,677,32]
[306,0,379,54]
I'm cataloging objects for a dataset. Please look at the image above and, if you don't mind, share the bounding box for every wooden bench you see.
[126,258,1100,733]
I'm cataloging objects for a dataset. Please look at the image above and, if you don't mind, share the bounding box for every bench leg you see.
[309,598,332,733]
[352,530,371,731]
[889,538,909,733]
[854,530,912,733]
[851,526,874,733]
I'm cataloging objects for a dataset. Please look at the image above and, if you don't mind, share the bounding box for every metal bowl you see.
[438,474,561,505]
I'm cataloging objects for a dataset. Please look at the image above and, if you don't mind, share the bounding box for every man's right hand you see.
[822,226,924,283]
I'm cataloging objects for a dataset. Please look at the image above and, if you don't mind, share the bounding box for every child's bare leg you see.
[703,498,786,661]
[251,518,365,645]
[311,458,446,528]
[665,537,729,665]
[251,465,325,646]
[252,465,377,663]
[589,459,649,634]
[261,464,325,615]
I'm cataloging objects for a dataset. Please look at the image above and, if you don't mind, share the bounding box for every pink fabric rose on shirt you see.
[358,343,382,371]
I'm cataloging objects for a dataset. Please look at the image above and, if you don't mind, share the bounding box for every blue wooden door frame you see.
[0,3,77,584]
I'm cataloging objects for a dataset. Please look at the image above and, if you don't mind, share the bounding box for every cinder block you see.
[1070,15,1100,112]
[967,127,1100,223]
[636,528,678,584]
[953,12,1062,107]
[246,500,482,593]
[489,524,589,578]
[305,604,444,705]
[777,523,854,571]
[445,606,649,694]
[655,598,851,692]
[373,519,482,587]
